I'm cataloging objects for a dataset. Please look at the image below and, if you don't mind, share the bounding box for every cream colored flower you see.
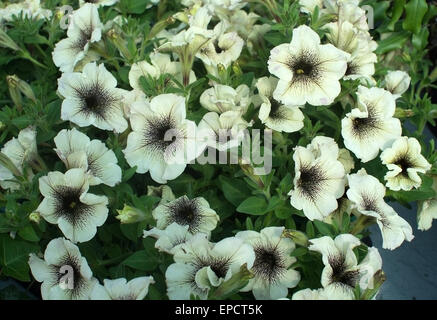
[288,138,346,221]
[57,62,128,133]
[90,277,154,300]
[144,222,197,255]
[166,234,255,299]
[384,70,411,99]
[200,84,251,114]
[268,25,349,106]
[198,111,249,151]
[54,128,122,187]
[341,86,402,163]
[309,234,382,298]
[256,76,304,133]
[52,3,102,72]
[152,195,219,235]
[381,137,431,191]
[347,169,414,250]
[123,94,201,183]
[128,52,196,91]
[0,126,37,190]
[29,237,97,300]
[236,227,300,300]
[418,178,437,231]
[37,168,109,243]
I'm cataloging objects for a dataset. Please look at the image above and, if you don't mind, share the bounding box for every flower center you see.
[167,198,202,232]
[208,257,231,279]
[394,155,414,175]
[328,254,360,288]
[297,164,326,200]
[253,244,285,282]
[77,82,116,120]
[53,186,91,226]
[143,115,180,153]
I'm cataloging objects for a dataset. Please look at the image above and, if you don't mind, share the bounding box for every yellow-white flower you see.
[256,76,304,133]
[268,25,349,106]
[198,111,249,151]
[200,84,251,114]
[288,137,346,221]
[52,3,103,72]
[0,0,52,22]
[323,0,369,31]
[381,137,431,191]
[123,94,201,184]
[128,52,196,91]
[341,86,402,163]
[325,21,377,82]
[0,126,37,190]
[292,287,353,300]
[37,168,109,243]
[144,223,197,255]
[299,0,323,14]
[54,128,122,187]
[90,277,155,300]
[309,234,382,298]
[57,62,128,133]
[79,0,118,7]
[29,237,97,300]
[166,234,255,299]
[418,179,437,231]
[152,195,219,235]
[347,169,414,250]
[236,227,300,300]
[384,70,411,99]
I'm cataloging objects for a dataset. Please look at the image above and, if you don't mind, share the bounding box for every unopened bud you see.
[283,229,309,247]
[394,108,415,118]
[8,75,36,103]
[6,75,22,110]
[0,28,20,51]
[116,205,147,224]
[29,212,41,224]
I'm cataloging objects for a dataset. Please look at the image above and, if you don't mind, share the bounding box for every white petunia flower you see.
[347,169,414,250]
[309,234,382,297]
[341,86,402,163]
[79,0,119,7]
[268,25,349,106]
[236,227,300,300]
[0,0,52,22]
[166,234,255,299]
[292,286,353,300]
[256,76,304,133]
[37,168,109,243]
[197,22,244,71]
[418,179,437,231]
[152,195,219,235]
[57,62,128,133]
[52,3,103,73]
[128,52,196,92]
[90,277,154,300]
[144,222,197,255]
[325,21,377,82]
[299,0,323,14]
[288,138,346,221]
[28,237,97,300]
[0,126,37,190]
[54,128,122,187]
[227,10,260,39]
[200,84,251,114]
[247,23,271,55]
[384,71,411,99]
[380,137,431,191]
[123,94,201,184]
[198,111,249,151]
[323,0,369,31]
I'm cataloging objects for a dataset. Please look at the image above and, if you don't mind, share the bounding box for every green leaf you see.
[387,0,406,31]
[219,175,251,207]
[122,250,158,271]
[236,196,268,215]
[313,220,335,237]
[119,0,151,14]
[374,31,409,54]
[306,221,315,239]
[0,234,39,282]
[122,166,137,182]
[17,224,39,242]
[403,0,428,34]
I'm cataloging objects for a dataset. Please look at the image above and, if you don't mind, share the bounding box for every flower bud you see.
[116,205,147,224]
[0,28,20,51]
[29,212,41,224]
[6,75,23,110]
[282,229,309,247]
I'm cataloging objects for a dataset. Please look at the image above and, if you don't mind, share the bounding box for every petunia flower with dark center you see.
[252,243,286,283]
[328,254,360,288]
[165,197,202,233]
